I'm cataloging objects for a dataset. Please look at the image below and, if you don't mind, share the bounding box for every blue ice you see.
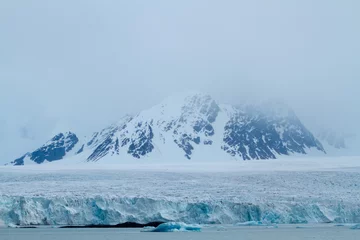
[350,224,360,230]
[235,221,263,226]
[142,222,201,232]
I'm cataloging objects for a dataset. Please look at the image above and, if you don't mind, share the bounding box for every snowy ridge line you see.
[1,196,360,226]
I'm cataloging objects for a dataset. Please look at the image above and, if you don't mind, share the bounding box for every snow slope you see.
[315,127,359,156]
[1,157,360,225]
[8,92,325,165]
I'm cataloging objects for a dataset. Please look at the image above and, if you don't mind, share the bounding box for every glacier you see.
[1,159,360,226]
[1,195,359,226]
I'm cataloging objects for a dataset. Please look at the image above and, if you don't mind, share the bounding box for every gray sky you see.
[0,0,359,162]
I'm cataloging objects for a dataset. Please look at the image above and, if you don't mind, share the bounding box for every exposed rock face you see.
[222,104,324,160]
[11,132,79,165]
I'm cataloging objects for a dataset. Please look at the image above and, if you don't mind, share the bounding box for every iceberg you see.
[7,223,18,228]
[235,221,263,226]
[350,224,360,230]
[266,225,279,229]
[216,226,227,231]
[142,222,201,232]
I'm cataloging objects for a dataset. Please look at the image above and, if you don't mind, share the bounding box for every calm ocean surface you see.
[0,224,359,240]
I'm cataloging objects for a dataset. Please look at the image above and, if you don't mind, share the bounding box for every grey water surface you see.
[1,224,359,240]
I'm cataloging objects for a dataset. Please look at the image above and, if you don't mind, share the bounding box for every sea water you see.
[0,224,359,240]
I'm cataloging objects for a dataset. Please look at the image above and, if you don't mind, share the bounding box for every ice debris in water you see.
[216,226,227,231]
[350,224,360,230]
[141,222,201,232]
[235,221,263,226]
[7,223,18,228]
[141,226,156,231]
[266,225,279,229]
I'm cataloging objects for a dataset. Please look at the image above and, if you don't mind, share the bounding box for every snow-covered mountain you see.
[8,92,326,165]
[10,132,79,165]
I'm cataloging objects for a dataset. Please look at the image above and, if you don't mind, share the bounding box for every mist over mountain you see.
[1,0,359,164]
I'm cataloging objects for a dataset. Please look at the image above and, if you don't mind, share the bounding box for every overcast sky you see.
[0,0,359,162]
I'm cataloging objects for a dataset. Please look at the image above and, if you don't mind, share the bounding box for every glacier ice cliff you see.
[0,196,360,226]
[1,167,359,226]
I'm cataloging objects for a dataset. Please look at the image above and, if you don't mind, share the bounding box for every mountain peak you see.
[8,93,326,165]
[10,132,79,165]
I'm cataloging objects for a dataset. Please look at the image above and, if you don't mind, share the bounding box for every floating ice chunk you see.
[235,221,263,226]
[141,226,156,231]
[7,223,18,228]
[142,222,201,232]
[216,226,227,231]
[350,224,360,230]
